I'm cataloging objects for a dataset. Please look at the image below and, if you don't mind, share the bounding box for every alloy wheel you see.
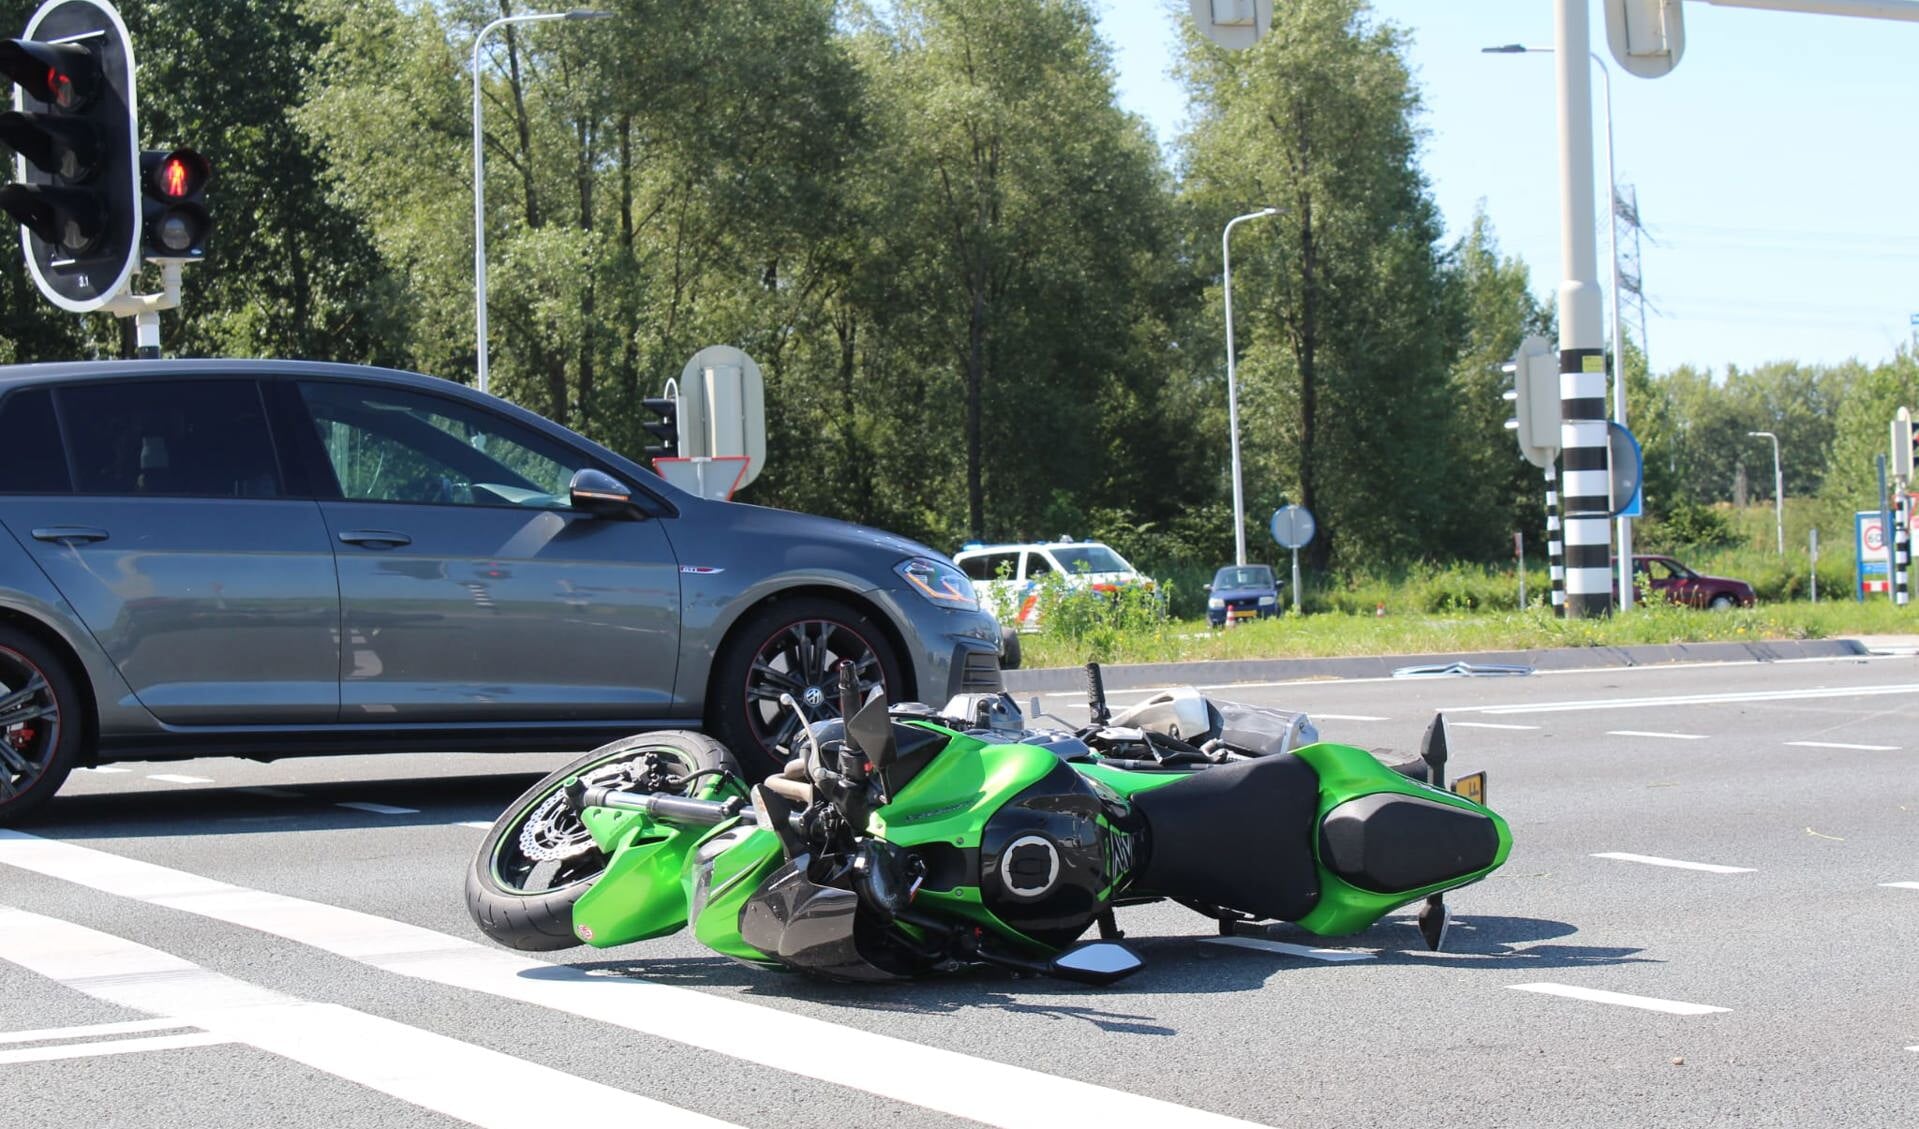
[0,648,60,805]
[742,619,886,756]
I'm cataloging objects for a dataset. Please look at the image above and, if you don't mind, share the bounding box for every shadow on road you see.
[18,771,546,839]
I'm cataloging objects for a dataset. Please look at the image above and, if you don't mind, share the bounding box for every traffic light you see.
[642,394,679,464]
[1502,334,1560,470]
[141,147,209,259]
[1894,407,1915,483]
[0,0,140,312]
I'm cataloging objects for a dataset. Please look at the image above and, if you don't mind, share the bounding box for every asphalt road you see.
[1,652,1915,1128]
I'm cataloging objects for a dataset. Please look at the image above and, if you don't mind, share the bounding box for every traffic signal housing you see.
[0,0,140,311]
[1502,334,1561,470]
[1893,407,1914,483]
[642,394,679,464]
[141,146,208,259]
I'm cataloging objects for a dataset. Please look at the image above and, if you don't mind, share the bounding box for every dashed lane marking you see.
[1199,937,1376,963]
[1880,882,1919,891]
[0,832,1266,1129]
[336,802,420,816]
[1607,730,1709,741]
[146,774,214,785]
[1786,741,1901,752]
[1312,713,1389,722]
[455,821,494,830]
[1447,722,1540,731]
[1593,853,1755,875]
[1508,983,1729,1016]
[0,905,739,1129]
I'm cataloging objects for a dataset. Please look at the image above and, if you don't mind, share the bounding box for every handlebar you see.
[570,783,751,826]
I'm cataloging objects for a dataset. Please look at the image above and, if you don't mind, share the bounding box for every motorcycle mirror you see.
[1047,941,1145,986]
[846,693,898,770]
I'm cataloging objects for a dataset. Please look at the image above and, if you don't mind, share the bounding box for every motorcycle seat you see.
[1129,753,1321,921]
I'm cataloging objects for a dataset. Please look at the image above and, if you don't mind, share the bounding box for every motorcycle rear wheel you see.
[465,731,739,951]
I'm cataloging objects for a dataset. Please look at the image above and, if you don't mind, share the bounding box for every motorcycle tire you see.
[465,731,739,952]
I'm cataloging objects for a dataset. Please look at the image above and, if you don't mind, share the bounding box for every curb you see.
[1000,638,1874,695]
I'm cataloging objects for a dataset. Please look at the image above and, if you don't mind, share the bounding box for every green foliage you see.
[1025,567,1174,663]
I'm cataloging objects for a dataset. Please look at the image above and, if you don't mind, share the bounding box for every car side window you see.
[299,381,586,508]
[1023,552,1055,579]
[0,388,72,493]
[57,380,282,498]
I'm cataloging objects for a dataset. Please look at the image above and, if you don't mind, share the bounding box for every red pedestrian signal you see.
[140,147,209,258]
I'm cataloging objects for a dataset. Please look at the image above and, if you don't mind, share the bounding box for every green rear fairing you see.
[1290,741,1513,936]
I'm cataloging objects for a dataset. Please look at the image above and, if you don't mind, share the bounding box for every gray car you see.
[0,360,1002,823]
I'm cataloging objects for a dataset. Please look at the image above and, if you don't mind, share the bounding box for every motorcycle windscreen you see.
[736,858,913,982]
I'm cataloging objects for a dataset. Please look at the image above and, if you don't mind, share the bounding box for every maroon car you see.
[1619,555,1756,609]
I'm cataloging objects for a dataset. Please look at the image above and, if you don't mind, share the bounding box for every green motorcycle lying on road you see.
[466,665,1511,985]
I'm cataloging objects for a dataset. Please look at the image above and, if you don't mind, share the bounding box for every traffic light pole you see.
[1554,0,1614,618]
[100,258,181,358]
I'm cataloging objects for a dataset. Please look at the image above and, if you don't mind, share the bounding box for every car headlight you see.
[1258,595,1276,606]
[1208,597,1225,609]
[897,557,978,610]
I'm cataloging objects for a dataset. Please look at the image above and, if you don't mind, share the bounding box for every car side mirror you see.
[568,468,639,518]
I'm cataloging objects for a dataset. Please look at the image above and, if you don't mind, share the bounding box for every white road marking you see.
[0,905,738,1129]
[0,832,1264,1129]
[1457,682,1919,716]
[146,774,214,785]
[1508,983,1729,1015]
[1200,937,1376,962]
[1447,721,1540,731]
[73,766,130,774]
[1592,853,1755,875]
[1786,741,1901,752]
[1607,730,1709,741]
[1880,882,1919,891]
[336,802,419,815]
[0,1018,193,1044]
[1311,713,1389,722]
[0,1031,231,1064]
[455,821,495,830]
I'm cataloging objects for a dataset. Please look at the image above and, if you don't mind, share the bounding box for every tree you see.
[1176,0,1453,571]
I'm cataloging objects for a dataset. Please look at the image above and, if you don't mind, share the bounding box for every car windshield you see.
[1051,545,1130,574]
[1213,566,1273,588]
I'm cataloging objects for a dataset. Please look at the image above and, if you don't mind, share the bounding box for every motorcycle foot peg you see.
[1417,894,1450,952]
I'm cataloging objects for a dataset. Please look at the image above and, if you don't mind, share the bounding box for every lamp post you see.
[473,9,613,397]
[1223,206,1280,567]
[1484,41,1631,609]
[1749,430,1784,554]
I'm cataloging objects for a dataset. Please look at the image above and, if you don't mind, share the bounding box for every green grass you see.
[1018,597,1916,669]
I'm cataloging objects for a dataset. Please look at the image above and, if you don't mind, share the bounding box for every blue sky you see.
[1094,1,1919,376]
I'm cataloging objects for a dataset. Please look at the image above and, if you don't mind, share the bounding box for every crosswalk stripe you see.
[0,830,1260,1129]
[0,904,738,1129]
[0,1032,231,1064]
[0,1018,194,1044]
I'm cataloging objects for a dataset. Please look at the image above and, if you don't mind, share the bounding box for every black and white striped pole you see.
[1547,468,1566,614]
[1896,492,1910,607]
[1553,0,1614,618]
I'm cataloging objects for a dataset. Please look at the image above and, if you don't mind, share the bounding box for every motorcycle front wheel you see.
[464,731,740,951]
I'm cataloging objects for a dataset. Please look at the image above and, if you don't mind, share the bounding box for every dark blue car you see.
[1206,564,1280,627]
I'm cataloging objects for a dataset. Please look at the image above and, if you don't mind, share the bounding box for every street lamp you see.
[1483,42,1632,609]
[472,9,614,397]
[1223,206,1281,567]
[1749,431,1784,555]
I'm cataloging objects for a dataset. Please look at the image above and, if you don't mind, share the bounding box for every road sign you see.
[1607,422,1644,518]
[676,345,765,491]
[1270,504,1315,550]
[1188,0,1273,51]
[1603,0,1684,78]
[1858,510,1889,598]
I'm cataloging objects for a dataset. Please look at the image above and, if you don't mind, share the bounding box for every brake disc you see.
[517,762,638,863]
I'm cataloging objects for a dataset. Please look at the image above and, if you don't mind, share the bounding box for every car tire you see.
[709,595,905,780]
[998,625,1022,671]
[465,731,739,951]
[1708,594,1736,611]
[0,627,86,827]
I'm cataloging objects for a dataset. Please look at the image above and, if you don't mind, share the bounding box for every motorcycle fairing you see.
[685,823,784,964]
[570,814,703,948]
[1290,742,1512,936]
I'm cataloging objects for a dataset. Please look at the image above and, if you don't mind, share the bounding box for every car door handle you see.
[337,529,412,548]
[31,526,109,545]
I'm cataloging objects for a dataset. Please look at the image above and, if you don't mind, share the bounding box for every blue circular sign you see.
[1270,505,1315,550]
